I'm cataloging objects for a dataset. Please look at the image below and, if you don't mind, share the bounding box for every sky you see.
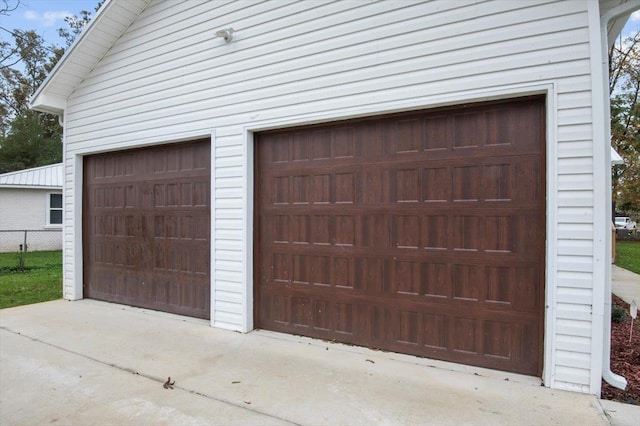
[1,1,640,55]
[618,9,640,41]
[1,0,99,49]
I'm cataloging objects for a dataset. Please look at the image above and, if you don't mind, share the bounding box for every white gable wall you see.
[62,0,605,394]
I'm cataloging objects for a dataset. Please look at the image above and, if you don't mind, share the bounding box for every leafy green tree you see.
[0,29,63,172]
[0,1,101,173]
[0,112,62,172]
[609,30,640,215]
[58,0,105,48]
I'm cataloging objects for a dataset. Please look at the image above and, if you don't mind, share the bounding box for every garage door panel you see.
[153,241,209,275]
[152,213,210,243]
[256,97,544,375]
[261,291,366,339]
[264,240,535,266]
[260,285,540,373]
[263,160,538,207]
[86,266,141,303]
[263,271,539,315]
[87,265,210,318]
[262,215,541,262]
[84,139,211,319]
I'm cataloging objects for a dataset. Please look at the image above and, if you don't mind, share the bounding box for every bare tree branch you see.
[0,0,20,16]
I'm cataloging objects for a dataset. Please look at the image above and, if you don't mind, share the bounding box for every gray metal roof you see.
[0,163,63,189]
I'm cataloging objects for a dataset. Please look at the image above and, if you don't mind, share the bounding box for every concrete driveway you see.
[0,299,612,425]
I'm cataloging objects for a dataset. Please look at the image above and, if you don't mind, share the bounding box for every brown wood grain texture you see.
[255,97,545,375]
[83,139,211,319]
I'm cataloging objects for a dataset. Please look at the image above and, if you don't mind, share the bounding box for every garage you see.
[83,139,211,319]
[255,97,545,375]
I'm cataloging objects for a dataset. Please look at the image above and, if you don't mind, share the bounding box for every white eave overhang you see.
[603,1,639,168]
[29,0,150,116]
[30,93,67,115]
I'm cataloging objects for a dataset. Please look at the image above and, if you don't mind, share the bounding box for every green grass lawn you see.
[0,250,62,309]
[615,240,640,274]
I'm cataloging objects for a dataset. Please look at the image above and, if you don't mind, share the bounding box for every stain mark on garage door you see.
[255,97,545,375]
[83,139,210,319]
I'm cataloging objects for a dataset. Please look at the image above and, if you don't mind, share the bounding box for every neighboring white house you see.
[0,163,64,252]
[30,0,640,396]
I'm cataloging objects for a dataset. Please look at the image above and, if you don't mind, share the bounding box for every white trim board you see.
[210,129,217,328]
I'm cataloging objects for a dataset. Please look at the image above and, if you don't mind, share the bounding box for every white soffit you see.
[29,0,151,115]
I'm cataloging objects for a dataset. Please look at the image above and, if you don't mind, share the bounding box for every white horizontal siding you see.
[557,191,594,208]
[558,107,592,126]
[557,304,592,323]
[66,58,591,139]
[216,260,243,273]
[557,271,594,289]
[557,125,593,144]
[67,28,591,124]
[557,91,592,109]
[60,0,602,392]
[555,334,591,353]
[216,249,243,262]
[558,157,593,175]
[558,206,594,222]
[558,174,594,191]
[557,287,593,305]
[215,220,243,231]
[557,255,594,273]
[556,318,592,338]
[555,365,591,388]
[556,350,591,370]
[557,238,593,256]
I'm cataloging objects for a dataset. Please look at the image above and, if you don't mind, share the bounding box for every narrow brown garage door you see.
[255,97,545,375]
[83,139,211,319]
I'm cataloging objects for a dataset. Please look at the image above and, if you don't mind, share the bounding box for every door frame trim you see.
[243,82,557,385]
[72,132,215,309]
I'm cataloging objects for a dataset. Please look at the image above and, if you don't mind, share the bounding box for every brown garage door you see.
[255,97,545,375]
[83,139,211,319]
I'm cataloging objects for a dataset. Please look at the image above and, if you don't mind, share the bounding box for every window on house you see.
[48,193,63,225]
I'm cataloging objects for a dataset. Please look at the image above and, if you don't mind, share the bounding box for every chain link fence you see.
[0,229,63,254]
[616,229,640,241]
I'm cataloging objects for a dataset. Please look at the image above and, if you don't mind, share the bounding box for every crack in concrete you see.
[0,326,301,426]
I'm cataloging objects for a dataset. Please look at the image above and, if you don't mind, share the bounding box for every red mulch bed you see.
[601,295,640,405]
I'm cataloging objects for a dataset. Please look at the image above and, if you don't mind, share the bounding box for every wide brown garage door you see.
[83,139,211,319]
[255,97,545,375]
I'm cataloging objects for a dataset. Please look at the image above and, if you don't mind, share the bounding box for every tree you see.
[0,29,63,172]
[58,1,104,47]
[0,112,62,172]
[609,29,640,215]
[0,1,100,173]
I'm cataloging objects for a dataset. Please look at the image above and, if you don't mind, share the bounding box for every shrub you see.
[612,304,628,323]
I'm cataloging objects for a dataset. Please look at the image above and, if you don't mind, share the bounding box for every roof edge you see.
[29,0,114,114]
[0,185,63,189]
[602,0,640,45]
[30,0,150,115]
[0,163,64,188]
[0,162,63,175]
[30,93,66,115]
